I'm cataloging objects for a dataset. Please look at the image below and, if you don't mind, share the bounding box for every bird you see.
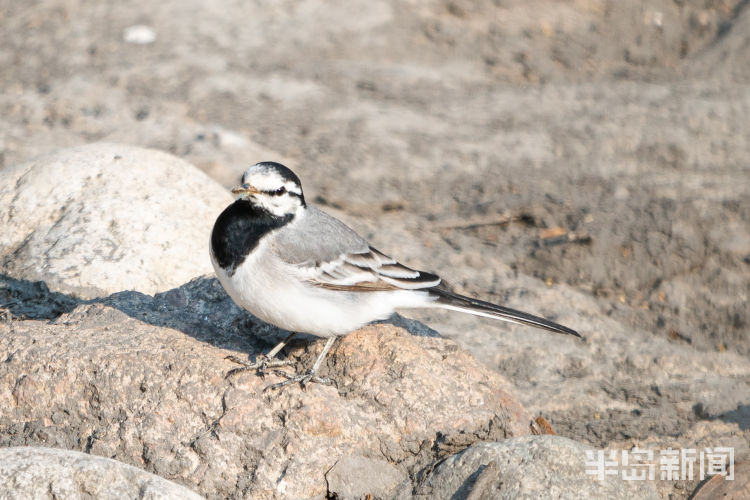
[210,161,579,390]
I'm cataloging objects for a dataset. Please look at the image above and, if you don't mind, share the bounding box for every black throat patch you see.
[211,199,293,275]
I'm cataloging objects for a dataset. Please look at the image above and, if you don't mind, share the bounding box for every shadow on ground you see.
[0,274,440,361]
[719,404,750,431]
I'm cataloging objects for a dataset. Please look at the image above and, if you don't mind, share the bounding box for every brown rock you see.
[0,276,531,499]
[691,461,750,500]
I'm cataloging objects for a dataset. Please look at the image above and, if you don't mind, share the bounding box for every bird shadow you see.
[0,273,440,359]
[692,400,750,431]
[717,404,750,431]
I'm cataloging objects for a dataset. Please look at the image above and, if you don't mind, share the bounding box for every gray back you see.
[270,205,369,266]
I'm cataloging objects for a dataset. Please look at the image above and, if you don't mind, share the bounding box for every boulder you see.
[0,275,532,499]
[0,143,233,299]
[0,447,202,500]
[417,436,659,499]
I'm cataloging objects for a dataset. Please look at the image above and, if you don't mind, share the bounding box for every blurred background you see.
[2,0,749,484]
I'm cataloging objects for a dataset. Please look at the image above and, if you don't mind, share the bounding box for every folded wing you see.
[303,247,442,291]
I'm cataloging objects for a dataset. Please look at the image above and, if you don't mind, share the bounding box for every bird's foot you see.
[224,354,291,378]
[262,369,333,392]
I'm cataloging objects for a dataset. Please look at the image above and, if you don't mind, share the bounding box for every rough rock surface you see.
[325,455,410,500]
[605,419,750,498]
[0,446,202,500]
[0,143,233,299]
[417,436,658,499]
[0,275,532,499]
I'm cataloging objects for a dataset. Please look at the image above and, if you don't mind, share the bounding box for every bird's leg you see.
[265,337,337,391]
[225,332,296,378]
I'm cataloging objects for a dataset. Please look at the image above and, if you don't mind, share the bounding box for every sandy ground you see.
[2,0,749,470]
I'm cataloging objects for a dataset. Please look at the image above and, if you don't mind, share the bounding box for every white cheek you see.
[255,195,298,217]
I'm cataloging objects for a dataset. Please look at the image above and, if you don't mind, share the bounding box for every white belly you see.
[211,240,432,337]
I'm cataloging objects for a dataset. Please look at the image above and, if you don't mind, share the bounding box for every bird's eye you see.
[275,186,286,195]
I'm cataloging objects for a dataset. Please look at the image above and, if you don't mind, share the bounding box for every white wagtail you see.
[211,162,579,389]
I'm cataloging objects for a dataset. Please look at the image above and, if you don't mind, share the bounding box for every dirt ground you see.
[2,0,749,471]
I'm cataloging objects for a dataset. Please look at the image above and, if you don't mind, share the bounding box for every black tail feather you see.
[430,285,580,338]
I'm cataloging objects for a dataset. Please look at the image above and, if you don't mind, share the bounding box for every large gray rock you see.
[0,143,233,299]
[417,436,658,499]
[0,276,532,499]
[0,446,202,500]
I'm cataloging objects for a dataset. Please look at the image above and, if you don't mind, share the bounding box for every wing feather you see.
[268,205,440,292]
[302,247,441,292]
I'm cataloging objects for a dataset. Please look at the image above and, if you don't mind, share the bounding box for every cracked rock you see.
[0,276,532,499]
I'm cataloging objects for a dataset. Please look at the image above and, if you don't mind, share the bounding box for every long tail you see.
[429,285,580,337]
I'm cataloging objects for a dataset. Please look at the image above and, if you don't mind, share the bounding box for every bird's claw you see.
[262,369,333,391]
[224,354,291,378]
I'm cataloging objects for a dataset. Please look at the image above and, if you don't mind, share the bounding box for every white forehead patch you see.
[241,164,302,195]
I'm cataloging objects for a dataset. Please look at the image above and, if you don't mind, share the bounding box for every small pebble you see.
[123,25,156,45]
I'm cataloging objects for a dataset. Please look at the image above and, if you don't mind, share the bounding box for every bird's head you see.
[232,162,306,217]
